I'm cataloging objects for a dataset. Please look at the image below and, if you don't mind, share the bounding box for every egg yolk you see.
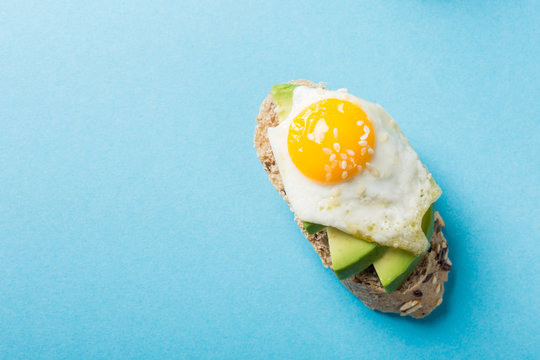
[288,99,375,184]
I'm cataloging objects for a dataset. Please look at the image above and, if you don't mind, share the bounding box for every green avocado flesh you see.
[373,248,423,293]
[327,227,386,280]
[303,221,327,235]
[373,205,435,293]
[271,83,299,122]
[422,204,435,241]
[302,205,435,291]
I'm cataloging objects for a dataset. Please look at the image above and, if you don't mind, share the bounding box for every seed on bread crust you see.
[400,300,422,316]
[400,300,420,312]
[433,213,445,234]
[404,303,422,315]
[438,247,448,262]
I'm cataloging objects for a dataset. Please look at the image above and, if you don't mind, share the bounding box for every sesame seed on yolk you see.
[287,98,375,184]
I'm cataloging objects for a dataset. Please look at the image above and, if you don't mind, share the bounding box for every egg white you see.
[268,86,441,255]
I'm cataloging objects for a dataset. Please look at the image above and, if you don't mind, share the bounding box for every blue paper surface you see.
[0,1,539,358]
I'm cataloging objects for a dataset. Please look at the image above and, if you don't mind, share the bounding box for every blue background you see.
[1,1,539,359]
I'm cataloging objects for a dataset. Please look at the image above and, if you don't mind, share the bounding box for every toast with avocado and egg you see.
[254,80,451,318]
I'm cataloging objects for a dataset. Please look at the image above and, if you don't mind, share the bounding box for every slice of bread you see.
[254,80,451,318]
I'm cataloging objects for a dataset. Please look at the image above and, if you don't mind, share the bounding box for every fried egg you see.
[268,85,441,255]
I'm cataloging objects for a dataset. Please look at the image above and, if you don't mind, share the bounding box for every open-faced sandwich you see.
[254,80,451,318]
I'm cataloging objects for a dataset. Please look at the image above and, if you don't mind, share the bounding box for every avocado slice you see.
[422,204,435,242]
[327,227,386,280]
[302,221,326,235]
[271,83,299,122]
[372,248,423,293]
[373,205,435,293]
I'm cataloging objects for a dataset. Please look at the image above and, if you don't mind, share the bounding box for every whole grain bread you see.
[254,80,451,318]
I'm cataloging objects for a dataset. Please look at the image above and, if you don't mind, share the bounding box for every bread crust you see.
[254,80,451,318]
